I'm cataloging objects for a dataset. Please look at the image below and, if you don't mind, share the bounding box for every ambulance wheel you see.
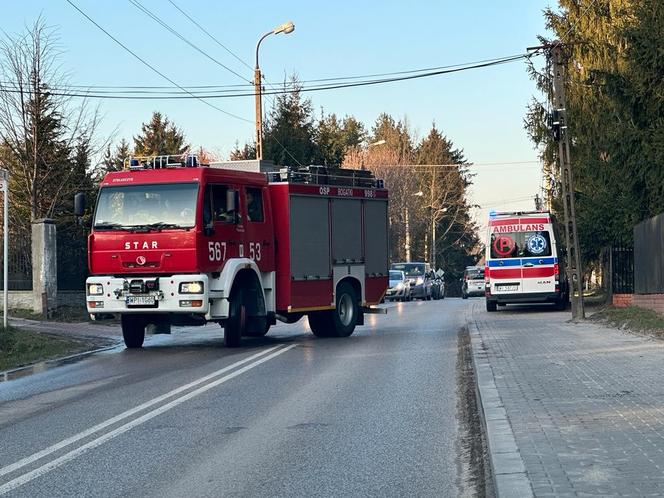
[308,312,333,337]
[554,298,567,311]
[486,300,497,312]
[462,293,468,300]
[121,315,146,349]
[224,288,246,347]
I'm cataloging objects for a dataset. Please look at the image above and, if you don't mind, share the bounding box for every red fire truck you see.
[77,155,389,348]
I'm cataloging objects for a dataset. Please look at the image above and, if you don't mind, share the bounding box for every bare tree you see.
[0,17,102,222]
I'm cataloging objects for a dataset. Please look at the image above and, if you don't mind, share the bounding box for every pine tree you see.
[262,77,317,166]
[133,112,187,156]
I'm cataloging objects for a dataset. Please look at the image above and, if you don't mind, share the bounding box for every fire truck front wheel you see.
[121,315,146,348]
[224,288,246,347]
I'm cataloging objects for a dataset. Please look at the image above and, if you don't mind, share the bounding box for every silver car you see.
[386,270,411,301]
[462,266,485,298]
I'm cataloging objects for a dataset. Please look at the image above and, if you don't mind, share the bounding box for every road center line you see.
[0,344,296,495]
[0,345,282,479]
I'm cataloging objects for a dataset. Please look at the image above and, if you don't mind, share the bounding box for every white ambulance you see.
[484,210,568,311]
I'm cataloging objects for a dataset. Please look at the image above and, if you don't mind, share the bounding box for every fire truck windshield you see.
[93,183,199,230]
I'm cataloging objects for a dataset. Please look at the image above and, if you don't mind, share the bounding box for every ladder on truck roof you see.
[271,165,384,189]
[124,154,205,170]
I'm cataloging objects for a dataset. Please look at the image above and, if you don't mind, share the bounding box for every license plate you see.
[497,285,518,292]
[126,295,156,306]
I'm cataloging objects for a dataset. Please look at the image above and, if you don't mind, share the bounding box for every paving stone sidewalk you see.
[469,302,664,497]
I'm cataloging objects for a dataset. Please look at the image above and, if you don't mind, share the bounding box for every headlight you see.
[416,277,424,286]
[87,283,103,296]
[179,281,204,294]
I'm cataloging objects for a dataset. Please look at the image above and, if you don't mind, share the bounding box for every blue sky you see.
[3,0,553,230]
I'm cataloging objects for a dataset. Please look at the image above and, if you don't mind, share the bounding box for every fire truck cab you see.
[82,155,389,348]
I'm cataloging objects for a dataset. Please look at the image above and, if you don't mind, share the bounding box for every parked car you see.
[431,269,445,300]
[462,266,485,299]
[391,262,433,300]
[386,270,411,301]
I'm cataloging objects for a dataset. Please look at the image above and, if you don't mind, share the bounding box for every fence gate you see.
[612,245,634,294]
[0,220,32,290]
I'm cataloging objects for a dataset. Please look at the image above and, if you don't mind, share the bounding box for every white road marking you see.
[0,345,282,480]
[0,344,296,495]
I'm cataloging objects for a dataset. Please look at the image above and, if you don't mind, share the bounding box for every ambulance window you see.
[490,232,552,259]
[246,188,264,223]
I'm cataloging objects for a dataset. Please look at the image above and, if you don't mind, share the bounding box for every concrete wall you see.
[0,290,85,311]
[32,220,58,314]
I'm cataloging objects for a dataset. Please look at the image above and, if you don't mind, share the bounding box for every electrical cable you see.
[0,52,532,100]
[126,0,250,83]
[63,0,252,123]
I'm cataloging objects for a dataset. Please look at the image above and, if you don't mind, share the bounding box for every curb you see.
[467,310,534,498]
[0,343,120,381]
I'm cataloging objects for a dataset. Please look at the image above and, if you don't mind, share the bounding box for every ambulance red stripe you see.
[490,268,521,279]
[522,267,555,278]
[489,217,550,226]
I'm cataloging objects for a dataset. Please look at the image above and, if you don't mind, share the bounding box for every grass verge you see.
[0,326,94,371]
[590,306,664,338]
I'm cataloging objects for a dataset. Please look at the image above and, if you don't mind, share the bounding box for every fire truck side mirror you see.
[74,192,86,217]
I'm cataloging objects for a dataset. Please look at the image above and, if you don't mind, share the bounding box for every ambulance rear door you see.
[487,231,523,295]
[520,228,557,294]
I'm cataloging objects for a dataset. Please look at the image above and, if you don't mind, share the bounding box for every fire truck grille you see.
[123,262,159,268]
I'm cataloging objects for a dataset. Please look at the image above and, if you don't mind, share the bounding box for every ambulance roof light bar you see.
[490,210,551,218]
[125,153,204,170]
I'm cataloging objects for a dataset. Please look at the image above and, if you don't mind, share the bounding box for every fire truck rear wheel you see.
[224,288,246,347]
[121,315,146,349]
[308,312,333,337]
[330,282,359,337]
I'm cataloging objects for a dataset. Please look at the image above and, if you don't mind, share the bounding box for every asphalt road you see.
[0,298,472,497]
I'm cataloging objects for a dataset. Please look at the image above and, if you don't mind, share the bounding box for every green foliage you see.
[133,112,187,156]
[262,78,317,166]
[313,113,366,166]
[415,125,479,294]
[229,141,256,161]
[99,138,131,178]
[527,1,664,261]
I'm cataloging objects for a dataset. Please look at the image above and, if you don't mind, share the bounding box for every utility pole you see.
[0,168,8,329]
[254,66,263,160]
[550,43,585,320]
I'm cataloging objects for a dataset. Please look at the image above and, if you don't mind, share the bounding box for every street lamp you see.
[361,139,386,170]
[413,190,448,268]
[254,21,295,161]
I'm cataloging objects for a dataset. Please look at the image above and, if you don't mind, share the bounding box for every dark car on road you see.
[391,262,433,300]
[462,266,485,299]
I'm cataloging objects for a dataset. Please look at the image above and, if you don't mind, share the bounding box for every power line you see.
[167,0,253,72]
[132,0,301,167]
[126,0,250,83]
[63,0,252,123]
[0,52,533,100]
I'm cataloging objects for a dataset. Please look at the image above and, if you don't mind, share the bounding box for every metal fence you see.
[0,224,33,291]
[611,245,634,294]
[634,213,664,294]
